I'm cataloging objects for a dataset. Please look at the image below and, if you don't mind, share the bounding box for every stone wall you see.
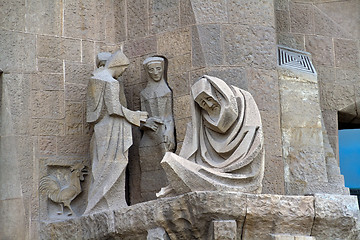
[0,0,124,238]
[275,0,360,159]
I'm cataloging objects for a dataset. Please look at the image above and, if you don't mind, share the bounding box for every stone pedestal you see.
[40,191,359,240]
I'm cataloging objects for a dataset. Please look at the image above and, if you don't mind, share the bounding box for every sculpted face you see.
[195,92,221,120]
[147,62,163,82]
[113,65,128,79]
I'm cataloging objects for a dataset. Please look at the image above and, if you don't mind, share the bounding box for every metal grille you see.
[278,47,315,74]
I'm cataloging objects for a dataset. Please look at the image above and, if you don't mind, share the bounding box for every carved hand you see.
[144,117,163,132]
[139,111,149,123]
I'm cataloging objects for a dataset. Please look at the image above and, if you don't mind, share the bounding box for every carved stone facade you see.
[0,0,359,239]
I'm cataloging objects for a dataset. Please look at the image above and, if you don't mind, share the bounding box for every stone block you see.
[65,101,83,135]
[242,195,314,240]
[158,28,191,58]
[0,0,25,31]
[275,0,289,11]
[37,136,57,155]
[105,0,126,43]
[124,36,157,58]
[147,227,170,240]
[37,35,81,62]
[180,0,196,26]
[150,7,179,34]
[65,62,93,85]
[276,10,290,33]
[248,68,279,112]
[127,0,148,39]
[40,218,81,240]
[315,0,359,39]
[313,7,352,39]
[37,58,63,73]
[334,38,359,68]
[224,25,277,70]
[65,83,87,101]
[191,0,228,24]
[64,0,105,40]
[280,81,322,128]
[0,30,36,73]
[31,90,65,119]
[122,57,142,86]
[57,135,89,156]
[25,0,62,35]
[312,194,360,240]
[206,67,248,90]
[305,35,334,67]
[211,220,237,240]
[192,24,223,68]
[1,74,31,135]
[336,68,358,85]
[30,73,63,91]
[31,119,65,136]
[168,72,190,97]
[283,144,328,184]
[174,117,190,142]
[228,0,275,27]
[173,95,191,120]
[0,199,26,240]
[79,211,115,239]
[150,0,178,12]
[316,66,335,85]
[277,33,305,51]
[167,54,191,76]
[321,82,355,110]
[81,41,96,65]
[140,169,168,193]
[289,2,314,34]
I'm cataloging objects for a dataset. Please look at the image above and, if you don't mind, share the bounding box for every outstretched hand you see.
[144,117,163,132]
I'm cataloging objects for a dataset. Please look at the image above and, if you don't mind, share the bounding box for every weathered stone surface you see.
[0,30,36,73]
[211,220,237,240]
[31,119,65,136]
[158,28,191,58]
[315,0,359,39]
[65,62,94,85]
[191,0,228,24]
[305,35,334,67]
[192,24,223,67]
[65,83,87,101]
[105,0,126,43]
[150,7,179,34]
[167,72,190,97]
[224,25,277,69]
[180,0,196,26]
[57,136,89,155]
[173,95,191,120]
[277,33,305,51]
[37,36,81,62]
[64,0,105,40]
[37,58,63,73]
[243,195,314,240]
[25,0,62,35]
[65,101,83,135]
[127,0,148,39]
[124,36,157,58]
[312,194,360,240]
[30,73,63,91]
[289,2,314,34]
[37,136,57,155]
[276,10,290,33]
[31,90,65,119]
[40,192,360,240]
[147,227,170,240]
[320,82,355,110]
[334,38,359,68]
[206,67,248,90]
[228,0,275,27]
[0,198,26,240]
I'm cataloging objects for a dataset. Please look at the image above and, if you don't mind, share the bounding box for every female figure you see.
[139,56,176,201]
[158,75,264,197]
[85,50,147,214]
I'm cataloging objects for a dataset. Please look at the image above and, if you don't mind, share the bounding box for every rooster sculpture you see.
[39,163,88,216]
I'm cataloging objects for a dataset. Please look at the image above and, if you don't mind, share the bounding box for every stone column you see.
[278,46,348,195]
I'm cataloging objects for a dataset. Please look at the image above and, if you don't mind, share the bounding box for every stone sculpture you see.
[139,56,176,201]
[39,163,88,216]
[158,75,264,197]
[84,49,148,214]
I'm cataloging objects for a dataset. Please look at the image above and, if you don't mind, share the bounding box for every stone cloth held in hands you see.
[158,75,265,197]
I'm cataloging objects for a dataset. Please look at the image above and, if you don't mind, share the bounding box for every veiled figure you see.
[85,50,147,214]
[158,75,264,197]
[139,56,176,201]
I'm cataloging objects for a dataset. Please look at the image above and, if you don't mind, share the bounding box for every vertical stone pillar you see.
[278,46,347,195]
